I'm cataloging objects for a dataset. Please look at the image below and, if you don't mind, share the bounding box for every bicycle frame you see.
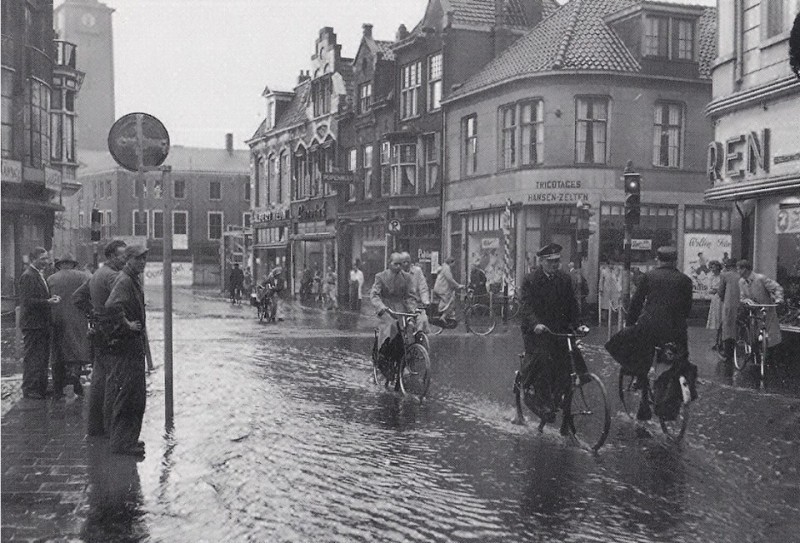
[740,303,776,380]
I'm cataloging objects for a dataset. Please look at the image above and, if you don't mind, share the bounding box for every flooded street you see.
[98,289,800,543]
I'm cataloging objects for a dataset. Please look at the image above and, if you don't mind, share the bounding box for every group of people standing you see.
[707,258,784,362]
[18,241,152,457]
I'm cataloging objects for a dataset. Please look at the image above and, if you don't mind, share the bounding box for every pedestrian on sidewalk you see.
[717,257,740,363]
[18,247,60,399]
[706,260,723,350]
[72,239,128,437]
[105,244,150,457]
[323,266,339,310]
[349,260,364,312]
[47,254,91,398]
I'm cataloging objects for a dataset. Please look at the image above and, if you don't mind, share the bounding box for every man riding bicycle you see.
[515,243,587,429]
[370,253,417,372]
[258,267,285,322]
[606,246,693,420]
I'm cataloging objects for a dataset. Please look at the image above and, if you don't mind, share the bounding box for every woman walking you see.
[706,260,723,350]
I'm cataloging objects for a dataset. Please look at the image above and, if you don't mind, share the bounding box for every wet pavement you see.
[2,286,800,542]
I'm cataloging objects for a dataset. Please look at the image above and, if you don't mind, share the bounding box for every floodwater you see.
[105,295,800,543]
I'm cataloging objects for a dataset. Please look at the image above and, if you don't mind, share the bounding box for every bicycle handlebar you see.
[743,302,778,308]
[390,310,424,318]
[542,325,590,338]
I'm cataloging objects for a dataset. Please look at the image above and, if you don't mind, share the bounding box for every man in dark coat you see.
[229,263,244,303]
[18,247,60,399]
[72,239,127,437]
[48,254,91,398]
[515,243,584,427]
[105,244,150,456]
[605,246,693,419]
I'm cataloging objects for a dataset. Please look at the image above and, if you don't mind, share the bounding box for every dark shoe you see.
[636,401,652,421]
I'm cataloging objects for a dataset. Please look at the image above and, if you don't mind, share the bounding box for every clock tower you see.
[54,0,115,151]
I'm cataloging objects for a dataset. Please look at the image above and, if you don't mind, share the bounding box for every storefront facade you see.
[252,205,291,282]
[704,0,800,333]
[290,197,338,295]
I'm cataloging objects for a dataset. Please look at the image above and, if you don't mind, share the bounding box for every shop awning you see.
[1,197,65,213]
[290,232,336,241]
[253,243,289,250]
[704,175,800,202]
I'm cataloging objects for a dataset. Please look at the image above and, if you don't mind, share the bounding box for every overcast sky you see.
[56,0,715,150]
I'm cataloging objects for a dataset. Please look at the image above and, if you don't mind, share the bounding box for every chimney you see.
[298,70,310,84]
[396,24,409,41]
[225,133,233,155]
[362,23,373,38]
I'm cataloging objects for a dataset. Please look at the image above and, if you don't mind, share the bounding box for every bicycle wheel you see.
[465,304,496,336]
[371,339,381,387]
[508,298,520,320]
[659,399,689,443]
[733,336,749,370]
[618,370,645,420]
[257,300,266,322]
[757,332,768,380]
[416,331,431,354]
[399,344,431,399]
[566,373,611,452]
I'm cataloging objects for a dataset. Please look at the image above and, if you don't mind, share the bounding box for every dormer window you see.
[265,99,276,130]
[643,15,694,61]
[311,76,332,117]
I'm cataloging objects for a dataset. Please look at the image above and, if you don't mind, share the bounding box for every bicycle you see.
[733,302,778,380]
[256,286,276,323]
[371,310,431,400]
[489,291,520,323]
[618,342,691,442]
[512,325,611,452]
[428,288,496,336]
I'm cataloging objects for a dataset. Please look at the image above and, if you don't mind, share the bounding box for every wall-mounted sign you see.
[321,171,354,185]
[1,159,22,184]
[527,180,589,204]
[297,200,328,222]
[777,206,800,234]
[707,129,770,184]
[45,168,62,191]
[253,206,291,223]
[631,239,652,250]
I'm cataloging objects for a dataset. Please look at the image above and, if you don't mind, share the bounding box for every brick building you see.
[442,0,723,305]
[72,138,250,286]
[704,0,800,333]
[336,0,558,300]
[1,0,83,313]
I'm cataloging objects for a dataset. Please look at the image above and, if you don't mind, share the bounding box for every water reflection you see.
[82,442,149,542]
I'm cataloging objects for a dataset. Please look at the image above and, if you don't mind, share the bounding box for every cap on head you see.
[124,245,149,259]
[54,254,79,269]
[537,243,562,260]
[656,246,678,262]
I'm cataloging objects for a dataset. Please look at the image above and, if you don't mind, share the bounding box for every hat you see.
[124,244,149,258]
[536,243,563,260]
[656,246,678,262]
[54,254,78,268]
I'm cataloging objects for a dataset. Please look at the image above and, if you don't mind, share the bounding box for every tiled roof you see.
[374,40,395,61]
[449,0,717,101]
[77,146,250,176]
[448,0,561,28]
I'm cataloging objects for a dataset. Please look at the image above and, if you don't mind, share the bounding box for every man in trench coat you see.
[47,254,91,397]
[717,258,741,362]
[737,259,784,351]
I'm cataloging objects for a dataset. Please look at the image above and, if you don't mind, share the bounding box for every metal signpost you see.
[108,113,174,429]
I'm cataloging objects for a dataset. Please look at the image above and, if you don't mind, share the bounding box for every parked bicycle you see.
[618,342,692,442]
[371,310,431,401]
[734,302,778,380]
[428,287,496,336]
[512,325,611,453]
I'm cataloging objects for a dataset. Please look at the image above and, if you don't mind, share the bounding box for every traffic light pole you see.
[622,223,632,312]
[161,166,174,430]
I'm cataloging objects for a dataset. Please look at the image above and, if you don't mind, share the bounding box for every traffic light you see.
[90,208,101,242]
[624,172,641,226]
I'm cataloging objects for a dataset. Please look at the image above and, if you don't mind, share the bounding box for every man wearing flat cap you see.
[515,242,585,429]
[104,244,150,456]
[606,246,693,420]
[47,254,91,398]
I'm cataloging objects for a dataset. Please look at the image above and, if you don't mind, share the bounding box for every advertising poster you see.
[467,233,515,289]
[144,262,193,287]
[683,233,732,300]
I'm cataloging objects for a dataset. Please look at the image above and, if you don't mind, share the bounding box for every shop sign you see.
[683,233,732,300]
[631,239,652,250]
[45,168,62,192]
[297,201,328,222]
[143,262,192,287]
[2,159,22,184]
[253,206,291,223]
[707,129,770,184]
[777,206,800,234]
[527,180,589,204]
[321,171,354,186]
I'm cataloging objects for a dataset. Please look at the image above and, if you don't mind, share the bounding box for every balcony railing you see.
[54,41,77,69]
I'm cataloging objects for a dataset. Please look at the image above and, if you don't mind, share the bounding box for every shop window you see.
[422,134,439,193]
[575,97,608,164]
[400,60,421,119]
[210,180,221,200]
[380,141,391,197]
[174,178,186,199]
[1,69,13,158]
[462,114,478,176]
[132,210,149,237]
[427,52,442,111]
[499,104,517,170]
[521,100,544,166]
[208,212,223,240]
[653,102,683,168]
[685,207,731,232]
[776,203,800,318]
[390,143,417,195]
[363,144,373,199]
[600,203,677,266]
[359,82,372,114]
[152,210,164,239]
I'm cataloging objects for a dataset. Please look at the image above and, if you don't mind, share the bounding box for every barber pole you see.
[502,198,514,292]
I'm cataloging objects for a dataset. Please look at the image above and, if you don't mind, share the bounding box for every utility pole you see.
[622,161,641,312]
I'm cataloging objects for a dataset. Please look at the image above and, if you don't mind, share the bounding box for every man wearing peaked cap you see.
[514,241,586,430]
